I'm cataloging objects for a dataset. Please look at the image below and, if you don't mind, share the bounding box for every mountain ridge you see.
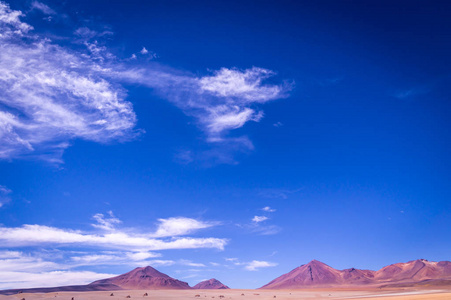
[261,259,451,289]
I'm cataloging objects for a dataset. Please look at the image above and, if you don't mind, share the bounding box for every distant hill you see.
[193,278,229,289]
[261,259,451,289]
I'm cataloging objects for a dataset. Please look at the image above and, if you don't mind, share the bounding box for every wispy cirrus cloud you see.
[30,1,56,15]
[91,211,122,231]
[0,2,138,162]
[0,1,292,164]
[258,187,303,199]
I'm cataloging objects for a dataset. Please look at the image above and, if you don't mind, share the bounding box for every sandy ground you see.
[1,288,451,300]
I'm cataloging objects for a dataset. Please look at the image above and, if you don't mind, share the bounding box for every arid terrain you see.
[1,288,451,300]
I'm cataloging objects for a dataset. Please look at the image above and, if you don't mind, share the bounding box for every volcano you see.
[193,278,229,289]
[90,266,191,290]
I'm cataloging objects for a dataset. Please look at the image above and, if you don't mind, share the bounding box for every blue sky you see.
[0,0,450,290]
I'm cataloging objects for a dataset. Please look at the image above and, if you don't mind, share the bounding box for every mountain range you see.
[1,259,451,294]
[261,259,451,289]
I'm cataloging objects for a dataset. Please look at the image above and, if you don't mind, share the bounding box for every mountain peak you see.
[306,259,327,266]
[193,278,230,289]
[90,266,190,290]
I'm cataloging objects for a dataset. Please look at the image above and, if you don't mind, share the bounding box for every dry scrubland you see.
[1,288,451,300]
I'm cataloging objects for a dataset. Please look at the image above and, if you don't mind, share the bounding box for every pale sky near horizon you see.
[0,0,450,290]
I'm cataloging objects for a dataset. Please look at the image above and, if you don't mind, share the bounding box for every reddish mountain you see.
[261,260,345,289]
[261,259,451,289]
[89,266,191,290]
[193,278,229,289]
[375,259,451,283]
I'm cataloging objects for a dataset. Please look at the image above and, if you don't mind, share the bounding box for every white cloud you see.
[244,260,278,271]
[0,2,137,162]
[0,250,21,259]
[179,259,205,267]
[145,259,175,267]
[225,257,238,262]
[0,2,33,37]
[206,106,263,134]
[237,212,281,235]
[31,1,56,15]
[122,65,290,163]
[262,206,276,212]
[0,184,11,208]
[0,251,60,272]
[0,218,227,251]
[199,67,290,103]
[152,217,217,237]
[74,27,113,40]
[0,270,116,289]
[126,251,161,261]
[69,252,168,268]
[140,47,149,54]
[91,211,122,231]
[251,224,281,235]
[252,216,268,223]
[224,257,278,271]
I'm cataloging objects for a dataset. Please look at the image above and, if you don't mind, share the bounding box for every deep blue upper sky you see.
[0,0,450,289]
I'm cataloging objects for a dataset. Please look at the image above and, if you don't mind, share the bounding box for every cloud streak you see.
[0,270,116,289]
[0,212,226,251]
[244,260,278,271]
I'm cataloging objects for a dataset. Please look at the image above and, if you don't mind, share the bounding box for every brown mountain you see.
[261,259,451,289]
[0,266,190,295]
[90,266,191,290]
[375,259,451,283]
[261,260,346,289]
[193,278,230,289]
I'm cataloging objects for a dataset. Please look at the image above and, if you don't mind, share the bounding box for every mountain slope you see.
[193,278,229,289]
[90,266,191,290]
[261,260,343,289]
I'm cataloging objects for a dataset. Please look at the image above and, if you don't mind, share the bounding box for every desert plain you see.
[1,288,451,300]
